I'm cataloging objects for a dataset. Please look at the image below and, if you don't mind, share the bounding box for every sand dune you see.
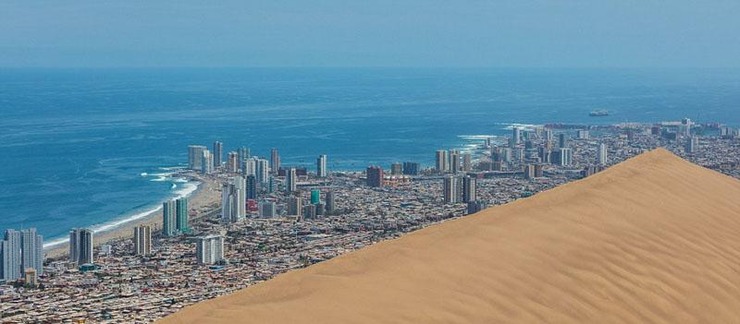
[160,149,740,323]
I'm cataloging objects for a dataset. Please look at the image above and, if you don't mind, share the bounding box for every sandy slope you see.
[160,149,740,323]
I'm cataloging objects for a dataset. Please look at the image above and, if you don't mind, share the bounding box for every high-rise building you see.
[558,133,568,149]
[390,163,403,175]
[598,143,608,166]
[310,189,321,205]
[1,230,21,281]
[402,162,420,176]
[512,127,522,146]
[286,168,297,193]
[534,164,544,178]
[259,201,276,218]
[201,150,214,174]
[195,235,224,265]
[325,191,336,214]
[187,145,207,170]
[222,176,246,223]
[246,175,258,200]
[238,147,251,164]
[69,228,94,265]
[577,130,590,140]
[212,141,223,168]
[686,136,699,153]
[227,151,239,173]
[443,176,461,204]
[449,150,460,174]
[544,128,554,143]
[523,164,536,180]
[270,148,281,174]
[256,158,270,183]
[302,204,317,220]
[462,176,477,203]
[287,196,303,216]
[553,148,573,166]
[462,153,472,172]
[162,200,176,236]
[133,225,152,256]
[435,150,448,173]
[366,166,384,188]
[243,157,257,177]
[20,228,43,276]
[176,198,189,234]
[317,154,328,177]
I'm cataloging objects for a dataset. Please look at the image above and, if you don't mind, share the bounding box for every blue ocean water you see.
[0,68,738,243]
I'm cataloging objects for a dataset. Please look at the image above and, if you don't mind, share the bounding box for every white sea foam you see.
[140,172,148,177]
[499,123,543,131]
[43,180,201,250]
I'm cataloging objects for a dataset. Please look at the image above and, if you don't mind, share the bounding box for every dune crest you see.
[161,148,740,323]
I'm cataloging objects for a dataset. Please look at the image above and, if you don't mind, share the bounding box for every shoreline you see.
[44,174,222,259]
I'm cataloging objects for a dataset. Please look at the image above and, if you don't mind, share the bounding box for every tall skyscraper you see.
[462,176,477,203]
[260,201,276,218]
[222,176,246,223]
[544,128,554,143]
[20,228,43,276]
[243,157,257,177]
[558,133,568,149]
[238,146,251,164]
[449,150,460,174]
[512,127,522,146]
[317,154,328,177]
[435,150,448,173]
[325,191,336,214]
[227,151,239,173]
[162,200,176,236]
[443,176,461,204]
[554,148,573,166]
[366,166,384,188]
[270,148,281,174]
[390,163,403,175]
[69,228,94,265]
[176,198,189,234]
[195,235,224,265]
[246,175,258,200]
[286,168,297,193]
[287,196,303,216]
[523,164,536,180]
[212,141,223,168]
[256,158,270,183]
[402,162,420,176]
[598,143,608,166]
[311,189,321,205]
[686,136,699,153]
[187,145,207,170]
[201,150,214,174]
[1,230,21,281]
[133,225,152,256]
[462,153,472,172]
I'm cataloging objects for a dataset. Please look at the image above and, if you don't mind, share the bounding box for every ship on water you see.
[589,109,609,117]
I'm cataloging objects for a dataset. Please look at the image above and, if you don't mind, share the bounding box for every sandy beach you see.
[45,174,222,259]
[161,149,740,323]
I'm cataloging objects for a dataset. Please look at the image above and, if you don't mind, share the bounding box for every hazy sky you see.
[1,0,739,68]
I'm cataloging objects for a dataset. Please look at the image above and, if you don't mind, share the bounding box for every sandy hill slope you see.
[160,149,740,323]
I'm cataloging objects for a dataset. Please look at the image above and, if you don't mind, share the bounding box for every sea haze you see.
[0,68,738,243]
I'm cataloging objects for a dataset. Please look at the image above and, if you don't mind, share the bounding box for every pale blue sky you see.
[1,0,739,68]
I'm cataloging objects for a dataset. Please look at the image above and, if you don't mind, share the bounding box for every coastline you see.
[44,174,222,259]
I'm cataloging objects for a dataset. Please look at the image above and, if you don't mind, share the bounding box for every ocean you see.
[0,68,738,245]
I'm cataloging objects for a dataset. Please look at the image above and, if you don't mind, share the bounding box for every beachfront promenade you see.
[0,120,737,322]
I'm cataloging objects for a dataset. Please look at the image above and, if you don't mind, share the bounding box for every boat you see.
[589,110,609,117]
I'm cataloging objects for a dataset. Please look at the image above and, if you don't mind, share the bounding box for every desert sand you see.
[160,148,740,323]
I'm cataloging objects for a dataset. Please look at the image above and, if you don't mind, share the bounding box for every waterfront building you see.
[195,235,224,265]
[20,228,43,276]
[366,166,384,188]
[443,176,461,204]
[1,230,21,281]
[512,127,522,146]
[598,143,608,166]
[390,163,403,175]
[325,191,336,214]
[246,175,258,200]
[259,201,276,218]
[176,198,189,233]
[462,153,472,172]
[462,176,477,203]
[270,148,281,174]
[212,141,223,168]
[238,147,250,164]
[287,197,303,216]
[558,133,568,149]
[435,150,448,173]
[187,145,207,170]
[201,150,214,174]
[402,162,420,175]
[162,200,176,236]
[133,225,152,256]
[227,151,239,173]
[317,154,328,177]
[286,168,297,193]
[310,189,321,205]
[69,228,94,265]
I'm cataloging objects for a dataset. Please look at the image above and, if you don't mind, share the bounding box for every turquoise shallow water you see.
[0,68,738,242]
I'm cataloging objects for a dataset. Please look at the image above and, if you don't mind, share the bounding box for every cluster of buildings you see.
[1,119,737,322]
[0,229,43,285]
